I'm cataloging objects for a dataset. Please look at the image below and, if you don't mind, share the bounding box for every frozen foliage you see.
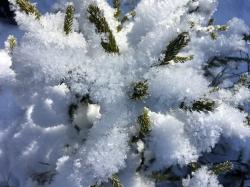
[0,0,250,186]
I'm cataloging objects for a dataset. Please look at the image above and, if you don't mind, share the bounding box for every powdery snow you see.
[0,0,249,186]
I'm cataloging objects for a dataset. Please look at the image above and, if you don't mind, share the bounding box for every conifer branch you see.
[216,25,228,32]
[64,4,74,35]
[117,10,136,32]
[131,80,149,100]
[208,18,214,26]
[188,162,201,172]
[210,32,217,40]
[113,0,121,20]
[16,0,41,19]
[243,34,250,42]
[6,35,17,51]
[173,55,193,63]
[208,19,228,32]
[181,98,216,112]
[110,174,122,187]
[246,116,250,126]
[206,18,228,40]
[137,108,151,139]
[159,32,190,65]
[206,56,250,69]
[192,99,216,112]
[211,161,233,175]
[88,4,119,53]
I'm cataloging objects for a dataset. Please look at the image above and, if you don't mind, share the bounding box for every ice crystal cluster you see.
[0,0,250,186]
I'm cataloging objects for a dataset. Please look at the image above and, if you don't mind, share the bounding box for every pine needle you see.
[16,0,41,19]
[210,32,217,40]
[208,18,214,26]
[137,108,151,138]
[216,25,228,32]
[173,55,193,63]
[64,4,74,35]
[243,34,250,42]
[113,0,121,20]
[110,174,122,187]
[211,161,233,175]
[88,4,119,53]
[6,35,17,51]
[181,99,217,112]
[131,80,148,100]
[160,32,190,65]
[192,99,216,112]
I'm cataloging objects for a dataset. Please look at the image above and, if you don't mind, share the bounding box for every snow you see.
[149,111,198,170]
[183,167,222,187]
[0,0,250,186]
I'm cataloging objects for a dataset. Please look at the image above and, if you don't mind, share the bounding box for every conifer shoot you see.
[88,4,119,53]
[16,0,41,19]
[64,3,74,35]
[160,32,190,65]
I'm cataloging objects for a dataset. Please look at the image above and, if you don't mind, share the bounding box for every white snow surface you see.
[183,167,222,187]
[0,0,250,187]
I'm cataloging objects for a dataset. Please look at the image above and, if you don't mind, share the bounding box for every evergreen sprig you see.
[246,116,250,126]
[209,25,228,40]
[208,18,214,26]
[243,34,250,42]
[160,32,190,65]
[206,18,228,40]
[16,0,41,19]
[64,4,74,35]
[113,0,121,20]
[216,25,228,32]
[210,32,217,40]
[173,55,193,63]
[188,162,201,172]
[110,174,122,187]
[88,4,119,53]
[131,80,148,100]
[117,10,136,32]
[211,161,233,175]
[137,108,151,139]
[7,35,17,51]
[181,99,216,112]
[192,99,216,112]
